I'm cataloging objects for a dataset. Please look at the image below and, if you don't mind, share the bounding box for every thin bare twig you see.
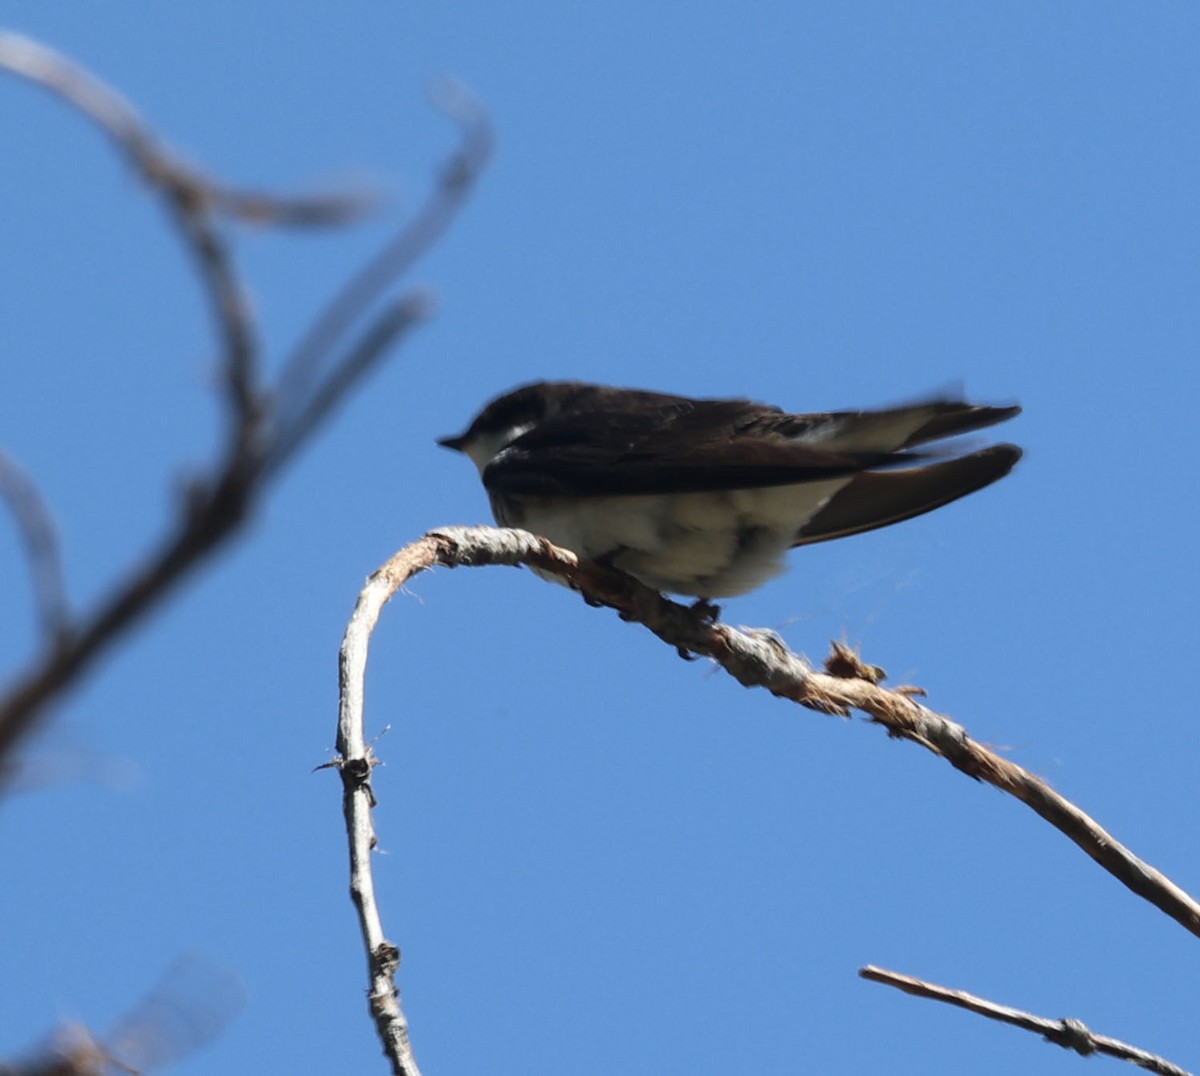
[860,966,1191,1076]
[0,32,373,232]
[0,449,71,644]
[262,290,436,479]
[275,76,495,416]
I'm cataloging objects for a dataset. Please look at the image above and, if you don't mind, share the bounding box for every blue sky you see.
[2,4,1198,1074]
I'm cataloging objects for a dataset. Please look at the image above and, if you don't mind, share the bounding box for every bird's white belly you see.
[495,480,849,597]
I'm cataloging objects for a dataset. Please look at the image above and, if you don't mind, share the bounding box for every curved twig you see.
[331,564,424,1075]
[332,524,1200,1067]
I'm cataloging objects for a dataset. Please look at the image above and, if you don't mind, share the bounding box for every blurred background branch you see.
[0,31,491,774]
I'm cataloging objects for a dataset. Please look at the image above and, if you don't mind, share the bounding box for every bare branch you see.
[333,524,1200,1067]
[0,449,70,644]
[860,966,1192,1076]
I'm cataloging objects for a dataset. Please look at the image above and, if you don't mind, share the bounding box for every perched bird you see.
[439,381,1021,600]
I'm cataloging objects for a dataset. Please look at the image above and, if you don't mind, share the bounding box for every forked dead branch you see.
[0,32,493,770]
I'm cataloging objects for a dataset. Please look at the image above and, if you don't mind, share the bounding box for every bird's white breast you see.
[494,479,850,597]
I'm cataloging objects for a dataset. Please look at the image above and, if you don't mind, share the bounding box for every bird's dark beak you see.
[437,433,467,452]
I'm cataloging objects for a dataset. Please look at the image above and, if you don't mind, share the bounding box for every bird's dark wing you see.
[482,400,900,495]
[792,444,1022,546]
[483,396,1019,498]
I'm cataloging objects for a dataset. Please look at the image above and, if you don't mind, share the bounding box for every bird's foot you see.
[688,597,722,623]
[671,597,721,660]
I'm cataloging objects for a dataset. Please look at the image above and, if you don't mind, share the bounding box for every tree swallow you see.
[439,381,1021,599]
